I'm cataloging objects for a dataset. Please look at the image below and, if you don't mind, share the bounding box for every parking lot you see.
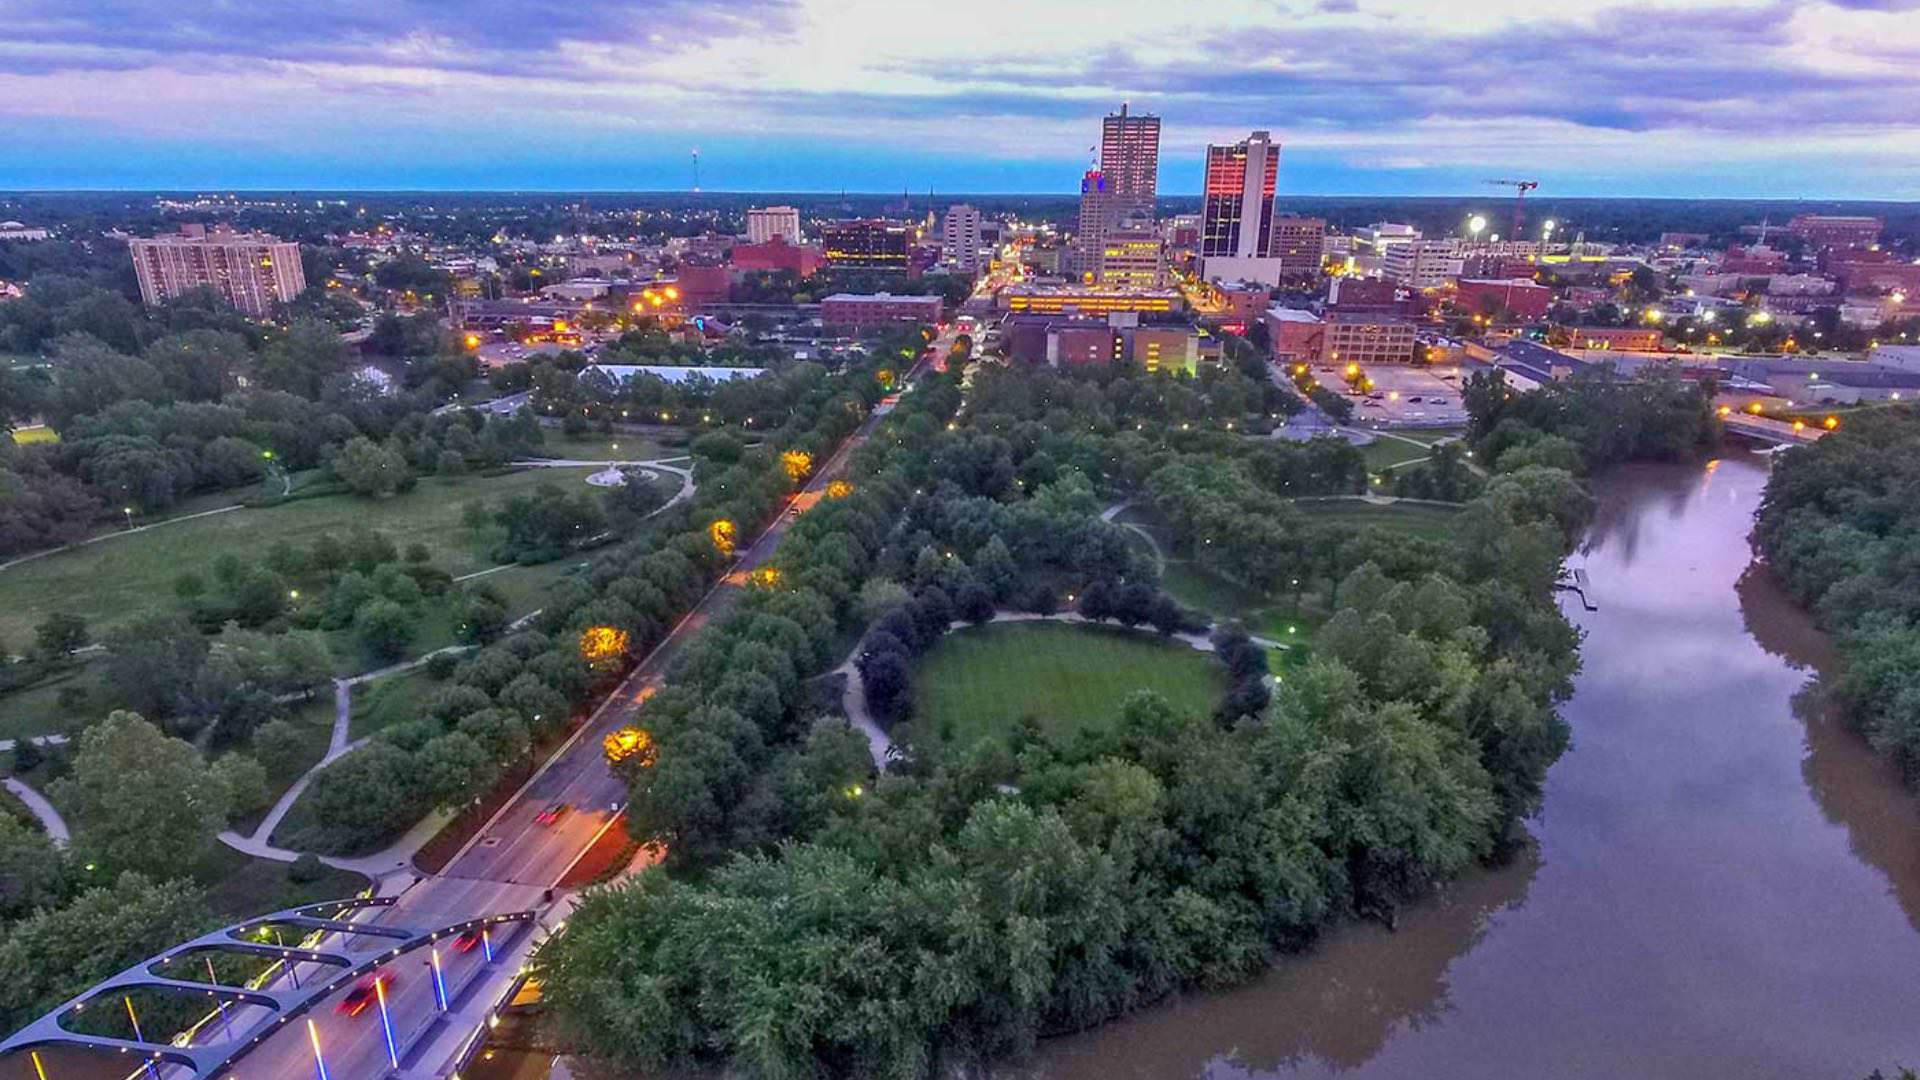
[1323,362,1475,428]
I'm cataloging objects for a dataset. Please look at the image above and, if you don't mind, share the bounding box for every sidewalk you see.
[3,776,70,846]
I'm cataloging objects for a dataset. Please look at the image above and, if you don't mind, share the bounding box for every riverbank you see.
[1017,454,1920,1080]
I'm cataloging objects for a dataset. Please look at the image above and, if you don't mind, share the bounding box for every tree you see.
[250,717,307,772]
[101,612,208,723]
[355,599,414,662]
[332,436,412,498]
[32,612,88,659]
[48,711,229,877]
[0,872,210,1034]
[302,742,426,851]
[0,812,67,920]
[211,753,271,822]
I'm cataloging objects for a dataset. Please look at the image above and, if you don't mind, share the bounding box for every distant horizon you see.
[7,188,1920,206]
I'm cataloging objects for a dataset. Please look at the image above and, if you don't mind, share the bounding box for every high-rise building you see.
[820,219,911,271]
[1201,131,1281,260]
[941,204,985,272]
[1100,103,1161,221]
[1074,103,1161,274]
[128,224,305,318]
[1787,213,1881,253]
[745,206,802,245]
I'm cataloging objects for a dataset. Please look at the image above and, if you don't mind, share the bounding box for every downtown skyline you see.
[3,0,1920,197]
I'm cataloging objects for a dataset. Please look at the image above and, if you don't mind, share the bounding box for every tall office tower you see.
[1200,131,1281,259]
[1101,103,1161,221]
[745,206,802,245]
[128,224,305,318]
[941,204,985,272]
[1075,103,1161,276]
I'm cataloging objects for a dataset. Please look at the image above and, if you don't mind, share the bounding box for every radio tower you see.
[691,148,701,193]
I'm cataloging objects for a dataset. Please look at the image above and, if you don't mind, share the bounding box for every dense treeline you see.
[1462,364,1719,470]
[0,274,494,555]
[538,360,1589,1078]
[1756,406,1920,781]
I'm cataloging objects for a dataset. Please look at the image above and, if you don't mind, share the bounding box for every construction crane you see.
[1485,179,1539,238]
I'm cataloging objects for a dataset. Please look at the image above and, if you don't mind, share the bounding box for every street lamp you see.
[122,507,134,529]
[1468,215,1487,240]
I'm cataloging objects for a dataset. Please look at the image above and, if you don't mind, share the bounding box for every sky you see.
[2,0,1919,197]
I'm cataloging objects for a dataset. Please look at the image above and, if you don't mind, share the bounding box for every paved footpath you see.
[3,776,69,846]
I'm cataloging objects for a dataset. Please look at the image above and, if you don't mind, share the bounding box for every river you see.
[1020,453,1920,1080]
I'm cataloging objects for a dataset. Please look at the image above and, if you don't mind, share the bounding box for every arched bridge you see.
[0,895,536,1079]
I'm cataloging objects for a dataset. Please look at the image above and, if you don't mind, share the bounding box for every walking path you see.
[835,611,1289,769]
[0,733,69,754]
[3,776,69,846]
[0,503,244,573]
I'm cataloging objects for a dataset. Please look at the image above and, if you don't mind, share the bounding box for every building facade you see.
[821,219,911,271]
[128,225,305,317]
[821,292,943,328]
[1200,131,1280,260]
[941,204,985,273]
[746,206,803,245]
[1788,213,1881,252]
[1097,225,1166,289]
[1074,103,1161,275]
[1270,216,1325,278]
[1323,312,1417,365]
[729,238,824,277]
[1382,239,1463,290]
[1455,278,1551,320]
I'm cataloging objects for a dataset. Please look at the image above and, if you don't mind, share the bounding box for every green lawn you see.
[0,660,106,742]
[190,842,368,920]
[1292,499,1466,541]
[349,668,438,742]
[1361,438,1437,471]
[527,432,670,462]
[0,466,594,647]
[910,622,1227,747]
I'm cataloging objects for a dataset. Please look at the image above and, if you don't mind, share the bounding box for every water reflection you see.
[1017,847,1538,1080]
[1023,456,1920,1080]
[1737,567,1920,938]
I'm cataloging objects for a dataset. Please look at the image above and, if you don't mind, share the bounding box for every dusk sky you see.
[3,0,1919,197]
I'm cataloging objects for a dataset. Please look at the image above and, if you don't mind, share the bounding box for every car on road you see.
[452,929,484,954]
[336,971,398,1017]
[1408,395,1424,403]
[535,802,572,826]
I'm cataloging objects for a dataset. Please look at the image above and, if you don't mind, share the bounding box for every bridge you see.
[1721,412,1828,446]
[0,893,539,1080]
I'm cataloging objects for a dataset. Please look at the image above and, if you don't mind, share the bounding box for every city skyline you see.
[2,0,1920,197]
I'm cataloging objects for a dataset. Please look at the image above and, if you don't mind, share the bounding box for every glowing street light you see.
[1467,215,1487,239]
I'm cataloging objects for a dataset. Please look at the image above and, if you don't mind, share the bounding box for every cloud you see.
[0,0,1917,195]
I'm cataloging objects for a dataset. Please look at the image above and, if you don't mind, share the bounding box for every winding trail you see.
[3,776,69,846]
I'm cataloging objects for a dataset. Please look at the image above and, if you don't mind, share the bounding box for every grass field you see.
[0,661,106,742]
[909,622,1226,747]
[0,466,595,647]
[231,695,337,836]
[1291,499,1466,541]
[193,842,368,919]
[349,668,437,742]
[527,432,670,462]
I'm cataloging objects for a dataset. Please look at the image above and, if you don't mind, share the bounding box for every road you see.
[214,328,955,1078]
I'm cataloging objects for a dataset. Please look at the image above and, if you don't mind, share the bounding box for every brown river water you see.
[1018,453,1920,1080]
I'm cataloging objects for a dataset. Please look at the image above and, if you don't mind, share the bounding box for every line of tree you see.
[1755,405,1920,781]
[281,336,910,854]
